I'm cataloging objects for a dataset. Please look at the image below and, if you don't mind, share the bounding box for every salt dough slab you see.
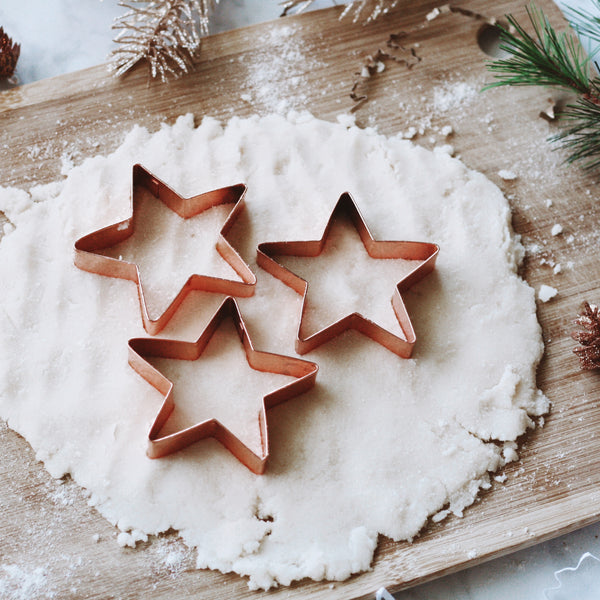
[0,112,546,589]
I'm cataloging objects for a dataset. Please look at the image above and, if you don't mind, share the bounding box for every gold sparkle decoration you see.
[110,0,218,82]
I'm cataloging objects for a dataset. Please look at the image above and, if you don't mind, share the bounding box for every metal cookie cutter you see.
[128,297,319,474]
[256,192,439,358]
[74,164,256,335]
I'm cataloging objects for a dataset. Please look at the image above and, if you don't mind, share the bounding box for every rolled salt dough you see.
[0,112,548,590]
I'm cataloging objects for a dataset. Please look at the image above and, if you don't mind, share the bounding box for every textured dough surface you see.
[0,113,548,589]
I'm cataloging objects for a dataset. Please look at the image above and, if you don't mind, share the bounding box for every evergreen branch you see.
[566,2,600,45]
[552,98,600,169]
[483,2,600,170]
[484,4,594,95]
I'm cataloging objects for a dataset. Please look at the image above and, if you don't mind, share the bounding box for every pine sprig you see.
[552,97,600,169]
[484,3,600,170]
[485,5,595,95]
[111,0,217,81]
[567,3,600,45]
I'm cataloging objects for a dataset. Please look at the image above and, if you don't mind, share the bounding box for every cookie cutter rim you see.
[128,296,319,475]
[256,192,439,358]
[74,164,256,336]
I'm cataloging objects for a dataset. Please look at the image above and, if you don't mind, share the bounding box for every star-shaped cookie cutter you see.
[74,164,256,335]
[257,192,439,358]
[128,297,319,474]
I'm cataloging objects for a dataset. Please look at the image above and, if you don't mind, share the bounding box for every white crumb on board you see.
[498,169,518,181]
[426,7,441,20]
[0,113,548,590]
[117,530,148,548]
[538,284,558,302]
[551,224,563,236]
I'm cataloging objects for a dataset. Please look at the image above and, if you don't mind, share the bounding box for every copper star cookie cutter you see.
[257,192,439,358]
[74,164,256,335]
[128,297,319,474]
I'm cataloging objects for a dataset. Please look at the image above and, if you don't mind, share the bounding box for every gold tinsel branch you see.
[111,0,218,81]
[281,0,401,23]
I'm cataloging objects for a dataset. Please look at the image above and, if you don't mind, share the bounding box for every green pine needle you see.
[566,2,600,45]
[484,5,594,95]
[484,3,600,170]
[553,98,600,169]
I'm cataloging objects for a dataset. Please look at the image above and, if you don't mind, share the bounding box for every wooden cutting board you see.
[2,1,600,598]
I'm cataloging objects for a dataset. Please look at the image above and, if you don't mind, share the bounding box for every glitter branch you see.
[111,0,218,81]
[572,301,600,369]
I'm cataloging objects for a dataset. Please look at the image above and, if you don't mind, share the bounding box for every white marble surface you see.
[1,1,600,599]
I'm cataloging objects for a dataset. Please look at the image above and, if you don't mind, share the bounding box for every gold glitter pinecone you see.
[0,27,20,79]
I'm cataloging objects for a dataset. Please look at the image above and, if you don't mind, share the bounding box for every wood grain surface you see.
[2,1,600,598]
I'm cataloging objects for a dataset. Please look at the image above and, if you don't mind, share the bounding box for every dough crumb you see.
[538,284,558,303]
[503,446,519,463]
[550,224,563,236]
[545,199,553,207]
[117,530,148,548]
[431,509,451,523]
[498,169,517,181]
[426,7,441,20]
